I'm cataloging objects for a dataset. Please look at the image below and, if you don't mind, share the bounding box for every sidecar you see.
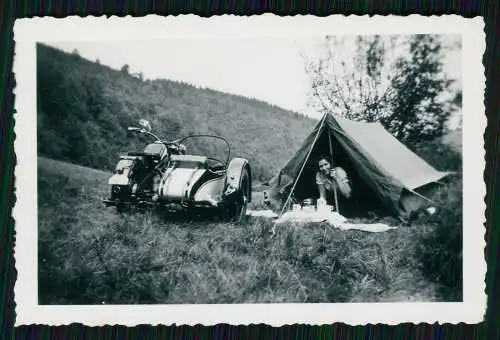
[156,153,252,221]
[103,121,252,222]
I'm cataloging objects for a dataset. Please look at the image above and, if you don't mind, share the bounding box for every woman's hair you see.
[316,155,332,167]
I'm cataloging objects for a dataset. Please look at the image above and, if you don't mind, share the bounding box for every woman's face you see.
[318,159,331,175]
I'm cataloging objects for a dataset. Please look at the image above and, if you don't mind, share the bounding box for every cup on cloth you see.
[318,203,333,213]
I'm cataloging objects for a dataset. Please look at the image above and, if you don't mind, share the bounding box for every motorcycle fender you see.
[224,158,251,202]
[193,178,225,206]
[108,173,130,186]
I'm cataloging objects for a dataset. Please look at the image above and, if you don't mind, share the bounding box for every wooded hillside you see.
[37,43,316,181]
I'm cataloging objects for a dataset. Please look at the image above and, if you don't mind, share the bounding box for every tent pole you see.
[278,113,328,217]
[328,129,340,214]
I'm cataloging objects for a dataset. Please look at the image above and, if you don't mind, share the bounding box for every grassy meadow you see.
[36,42,463,305]
[37,156,461,304]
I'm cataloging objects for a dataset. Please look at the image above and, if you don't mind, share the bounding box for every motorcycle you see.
[102,119,252,222]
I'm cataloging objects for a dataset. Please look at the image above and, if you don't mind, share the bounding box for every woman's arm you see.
[317,183,327,200]
[331,167,351,199]
[316,171,328,202]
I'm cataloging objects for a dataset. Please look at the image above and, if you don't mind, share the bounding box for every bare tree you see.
[304,34,460,147]
[305,35,402,121]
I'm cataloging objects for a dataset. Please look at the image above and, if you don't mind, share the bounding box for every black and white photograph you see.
[13,15,486,326]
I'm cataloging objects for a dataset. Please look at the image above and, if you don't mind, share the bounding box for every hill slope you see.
[36,43,317,181]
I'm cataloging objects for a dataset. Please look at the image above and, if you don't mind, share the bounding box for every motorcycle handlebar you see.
[127,126,183,146]
[127,126,162,141]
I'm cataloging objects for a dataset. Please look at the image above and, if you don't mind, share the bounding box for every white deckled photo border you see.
[12,14,487,326]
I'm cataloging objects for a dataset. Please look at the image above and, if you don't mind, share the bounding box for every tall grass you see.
[411,139,463,301]
[38,157,441,304]
[410,174,463,301]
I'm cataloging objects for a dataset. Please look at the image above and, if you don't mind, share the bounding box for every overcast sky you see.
[46,35,462,123]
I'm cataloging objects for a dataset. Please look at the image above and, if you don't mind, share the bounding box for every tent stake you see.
[278,113,328,217]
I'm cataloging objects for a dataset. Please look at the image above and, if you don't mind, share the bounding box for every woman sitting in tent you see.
[316,156,352,207]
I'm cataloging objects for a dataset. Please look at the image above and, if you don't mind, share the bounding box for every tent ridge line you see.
[328,123,405,187]
[332,117,445,214]
[339,118,450,188]
[327,115,409,215]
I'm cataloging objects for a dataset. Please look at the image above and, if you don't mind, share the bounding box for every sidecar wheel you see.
[228,170,250,224]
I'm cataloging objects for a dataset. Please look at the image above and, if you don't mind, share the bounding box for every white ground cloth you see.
[336,223,397,233]
[274,210,347,226]
[246,209,279,218]
[247,209,397,233]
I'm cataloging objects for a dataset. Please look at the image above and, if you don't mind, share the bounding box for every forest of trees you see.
[36,43,316,181]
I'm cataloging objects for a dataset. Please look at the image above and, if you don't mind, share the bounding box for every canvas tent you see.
[264,113,451,218]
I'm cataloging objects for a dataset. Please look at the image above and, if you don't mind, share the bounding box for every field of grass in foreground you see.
[37,156,459,304]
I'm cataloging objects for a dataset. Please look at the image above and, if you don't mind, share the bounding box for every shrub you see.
[413,170,463,301]
[413,136,462,172]
[406,134,463,301]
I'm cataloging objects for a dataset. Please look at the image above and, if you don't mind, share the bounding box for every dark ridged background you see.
[1,1,498,339]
